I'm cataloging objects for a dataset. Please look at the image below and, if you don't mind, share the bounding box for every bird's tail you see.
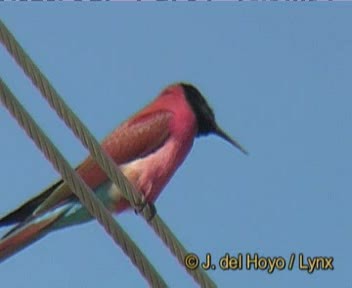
[0,205,71,263]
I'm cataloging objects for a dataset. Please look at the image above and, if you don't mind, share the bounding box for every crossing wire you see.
[0,79,167,287]
[0,19,217,288]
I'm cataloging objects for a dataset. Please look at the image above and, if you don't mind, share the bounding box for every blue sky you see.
[0,4,350,288]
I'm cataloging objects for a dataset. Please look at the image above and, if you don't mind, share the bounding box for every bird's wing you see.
[0,110,172,225]
[0,180,63,226]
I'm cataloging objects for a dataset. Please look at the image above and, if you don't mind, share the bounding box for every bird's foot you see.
[134,196,157,222]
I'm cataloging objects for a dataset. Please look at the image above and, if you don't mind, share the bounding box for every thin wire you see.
[0,20,217,288]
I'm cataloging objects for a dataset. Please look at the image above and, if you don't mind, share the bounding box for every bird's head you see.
[181,83,248,155]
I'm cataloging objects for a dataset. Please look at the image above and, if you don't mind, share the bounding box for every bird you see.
[0,82,247,262]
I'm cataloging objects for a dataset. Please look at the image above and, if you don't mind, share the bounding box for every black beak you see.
[214,125,248,155]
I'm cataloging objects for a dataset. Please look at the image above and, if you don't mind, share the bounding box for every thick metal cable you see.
[0,79,167,288]
[0,20,217,288]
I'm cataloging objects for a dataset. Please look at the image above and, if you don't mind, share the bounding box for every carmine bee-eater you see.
[0,83,247,262]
